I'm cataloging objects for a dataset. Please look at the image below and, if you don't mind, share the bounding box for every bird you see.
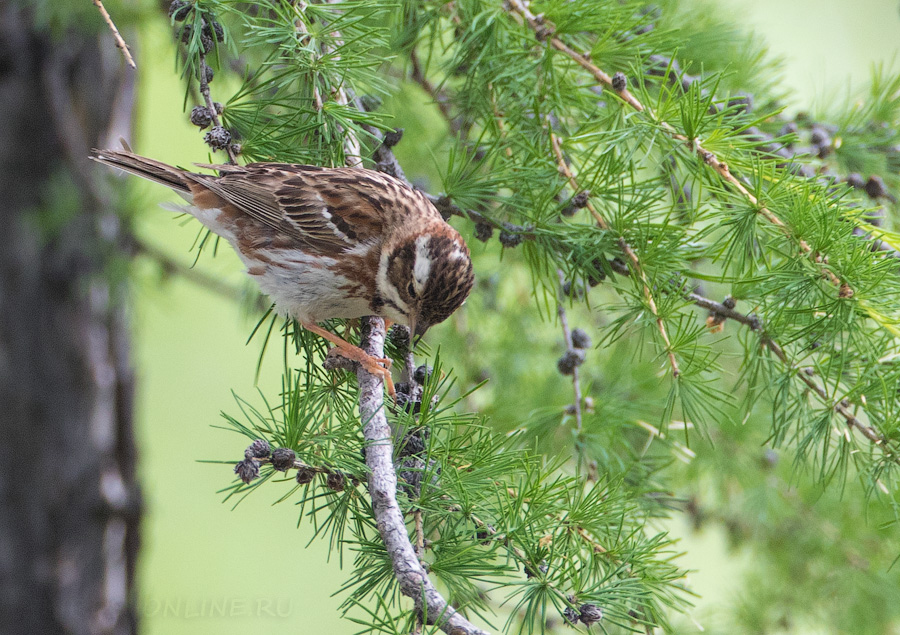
[90,149,475,395]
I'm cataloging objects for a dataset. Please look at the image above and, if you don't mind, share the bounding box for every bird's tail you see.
[90,149,191,194]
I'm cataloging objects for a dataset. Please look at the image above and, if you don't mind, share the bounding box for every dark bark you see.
[0,3,140,634]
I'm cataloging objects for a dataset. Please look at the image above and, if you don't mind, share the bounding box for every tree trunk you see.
[0,3,140,634]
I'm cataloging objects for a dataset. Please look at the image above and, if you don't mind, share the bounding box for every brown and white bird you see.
[91,149,474,393]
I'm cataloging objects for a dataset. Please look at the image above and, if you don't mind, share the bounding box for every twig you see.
[357,318,490,635]
[684,292,887,447]
[763,337,884,444]
[334,83,363,167]
[685,292,760,330]
[197,56,238,164]
[505,0,848,294]
[461,502,639,580]
[323,0,363,166]
[291,1,323,116]
[414,510,426,566]
[550,133,681,378]
[293,0,362,166]
[410,48,459,132]
[255,455,361,480]
[93,0,136,69]
[556,270,584,433]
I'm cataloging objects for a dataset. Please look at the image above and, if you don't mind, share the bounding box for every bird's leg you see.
[301,321,395,397]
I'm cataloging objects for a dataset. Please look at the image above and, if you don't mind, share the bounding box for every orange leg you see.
[301,321,395,397]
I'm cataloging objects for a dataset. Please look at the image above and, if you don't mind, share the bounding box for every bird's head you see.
[376,227,474,341]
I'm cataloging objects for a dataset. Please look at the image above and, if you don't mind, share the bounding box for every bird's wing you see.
[185,164,397,256]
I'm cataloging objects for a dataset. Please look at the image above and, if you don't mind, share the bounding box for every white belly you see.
[250,249,371,323]
[172,203,372,323]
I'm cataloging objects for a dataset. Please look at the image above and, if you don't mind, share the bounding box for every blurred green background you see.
[130,1,900,633]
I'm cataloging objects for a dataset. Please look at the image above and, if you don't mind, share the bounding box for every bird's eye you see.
[407,282,417,298]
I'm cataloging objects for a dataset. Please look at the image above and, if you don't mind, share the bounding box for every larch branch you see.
[550,133,680,378]
[686,292,888,448]
[505,0,848,293]
[357,318,490,635]
[556,270,584,433]
[410,48,458,132]
[356,128,891,458]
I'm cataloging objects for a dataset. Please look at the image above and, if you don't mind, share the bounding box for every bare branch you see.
[357,318,490,635]
[255,455,360,481]
[130,237,251,304]
[556,270,584,433]
[93,0,136,69]
[410,48,459,133]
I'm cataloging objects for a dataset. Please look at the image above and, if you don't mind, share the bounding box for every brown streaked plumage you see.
[90,149,475,394]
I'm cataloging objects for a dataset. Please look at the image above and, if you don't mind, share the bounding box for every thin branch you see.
[460,502,642,582]
[550,133,681,378]
[414,510,425,566]
[556,270,584,433]
[292,0,363,166]
[334,83,363,167]
[323,0,363,165]
[255,455,361,480]
[410,48,458,132]
[762,336,884,445]
[505,0,848,293]
[684,291,888,448]
[198,55,238,164]
[93,0,136,69]
[357,318,490,635]
[685,292,760,330]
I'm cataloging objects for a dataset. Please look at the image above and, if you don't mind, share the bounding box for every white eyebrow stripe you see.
[413,235,432,291]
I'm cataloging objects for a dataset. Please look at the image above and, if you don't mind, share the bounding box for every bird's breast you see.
[249,248,374,322]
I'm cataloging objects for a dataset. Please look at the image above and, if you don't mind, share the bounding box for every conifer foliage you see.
[151,0,900,632]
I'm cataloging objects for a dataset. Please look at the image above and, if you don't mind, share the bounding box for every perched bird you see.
[91,149,475,394]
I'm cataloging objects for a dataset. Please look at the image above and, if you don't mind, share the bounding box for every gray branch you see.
[356,317,490,635]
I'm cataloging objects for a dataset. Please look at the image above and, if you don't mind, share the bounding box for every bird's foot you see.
[303,322,395,398]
